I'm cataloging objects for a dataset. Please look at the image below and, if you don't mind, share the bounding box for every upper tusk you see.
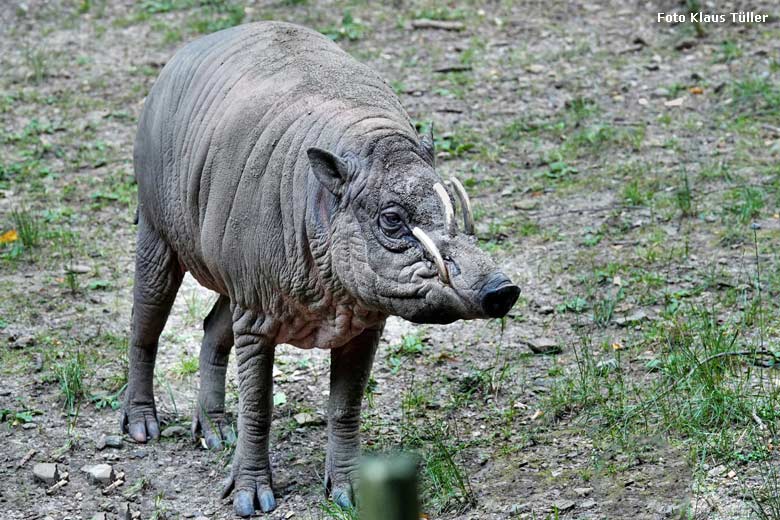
[450,176,475,235]
[412,227,450,285]
[433,182,454,233]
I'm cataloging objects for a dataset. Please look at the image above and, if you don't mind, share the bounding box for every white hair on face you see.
[412,226,450,285]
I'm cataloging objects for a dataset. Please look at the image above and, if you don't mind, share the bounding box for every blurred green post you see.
[358,454,419,520]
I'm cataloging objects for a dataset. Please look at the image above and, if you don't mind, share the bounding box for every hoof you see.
[192,409,236,451]
[233,490,255,517]
[258,486,276,513]
[121,407,160,443]
[332,488,353,509]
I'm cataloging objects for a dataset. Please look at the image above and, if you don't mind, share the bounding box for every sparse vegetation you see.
[2,1,779,519]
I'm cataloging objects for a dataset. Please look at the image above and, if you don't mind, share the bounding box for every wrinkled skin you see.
[123,21,519,517]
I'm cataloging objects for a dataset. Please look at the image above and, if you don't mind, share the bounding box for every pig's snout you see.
[479,274,520,318]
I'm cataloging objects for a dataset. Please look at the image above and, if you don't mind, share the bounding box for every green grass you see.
[54,351,87,415]
[319,11,365,41]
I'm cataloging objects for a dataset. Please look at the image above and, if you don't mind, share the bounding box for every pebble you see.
[131,449,148,459]
[293,412,317,426]
[91,514,107,520]
[66,264,91,274]
[554,499,575,512]
[81,463,115,484]
[574,487,593,497]
[10,335,35,349]
[22,422,37,430]
[33,462,60,483]
[96,434,124,450]
[580,498,597,509]
[523,337,561,355]
[161,425,188,438]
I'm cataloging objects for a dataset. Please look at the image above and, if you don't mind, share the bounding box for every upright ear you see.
[307,147,356,197]
[419,124,436,167]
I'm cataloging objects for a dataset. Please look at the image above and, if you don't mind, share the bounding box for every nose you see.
[479,274,520,318]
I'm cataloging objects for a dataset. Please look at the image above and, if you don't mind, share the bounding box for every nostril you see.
[481,284,520,318]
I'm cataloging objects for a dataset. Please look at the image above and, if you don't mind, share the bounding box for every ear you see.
[307,147,355,197]
[419,124,436,167]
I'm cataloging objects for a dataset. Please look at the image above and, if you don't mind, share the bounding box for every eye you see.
[379,209,406,237]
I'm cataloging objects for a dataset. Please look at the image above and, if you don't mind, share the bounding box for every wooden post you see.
[358,454,419,520]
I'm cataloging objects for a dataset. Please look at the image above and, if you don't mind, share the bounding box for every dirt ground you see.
[2,1,780,519]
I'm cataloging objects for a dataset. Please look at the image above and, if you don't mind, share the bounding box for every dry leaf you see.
[689,86,704,95]
[612,342,624,350]
[530,409,544,421]
[0,229,18,244]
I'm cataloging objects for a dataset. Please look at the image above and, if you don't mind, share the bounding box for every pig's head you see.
[307,130,519,324]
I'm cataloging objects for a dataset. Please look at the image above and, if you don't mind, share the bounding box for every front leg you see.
[325,326,382,508]
[221,308,277,517]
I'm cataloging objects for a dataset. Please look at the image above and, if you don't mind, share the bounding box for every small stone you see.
[513,199,538,211]
[33,463,60,483]
[574,487,593,497]
[554,499,575,512]
[652,87,669,98]
[538,305,554,315]
[616,309,648,327]
[161,425,188,438]
[10,335,35,349]
[91,513,107,520]
[81,463,115,484]
[131,450,147,459]
[66,264,91,274]
[523,337,561,355]
[580,498,596,509]
[22,422,36,430]
[96,434,123,450]
[293,412,316,426]
[675,38,697,51]
[526,63,545,74]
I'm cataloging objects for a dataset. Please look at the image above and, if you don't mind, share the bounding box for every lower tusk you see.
[450,176,475,235]
[433,182,454,233]
[412,227,450,285]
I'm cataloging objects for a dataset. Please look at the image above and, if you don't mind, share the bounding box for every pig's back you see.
[134,21,413,300]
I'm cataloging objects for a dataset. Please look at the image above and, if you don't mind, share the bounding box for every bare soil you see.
[2,1,779,519]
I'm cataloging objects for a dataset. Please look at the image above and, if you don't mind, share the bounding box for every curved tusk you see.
[433,182,454,233]
[412,227,450,285]
[450,176,475,235]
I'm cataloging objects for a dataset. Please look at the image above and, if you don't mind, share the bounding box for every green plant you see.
[675,171,694,217]
[54,352,87,415]
[11,207,42,249]
[320,11,365,41]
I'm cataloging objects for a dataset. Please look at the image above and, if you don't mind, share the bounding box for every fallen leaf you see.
[530,409,544,421]
[612,342,624,350]
[689,86,704,95]
[664,97,685,107]
[0,229,18,244]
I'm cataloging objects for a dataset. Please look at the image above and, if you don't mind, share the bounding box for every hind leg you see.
[121,219,183,443]
[192,294,236,450]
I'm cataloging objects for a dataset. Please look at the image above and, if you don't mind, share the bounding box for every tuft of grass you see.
[675,171,694,217]
[11,207,42,249]
[24,47,48,84]
[319,11,365,41]
[386,334,426,375]
[725,186,764,223]
[54,352,87,415]
[172,354,199,378]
